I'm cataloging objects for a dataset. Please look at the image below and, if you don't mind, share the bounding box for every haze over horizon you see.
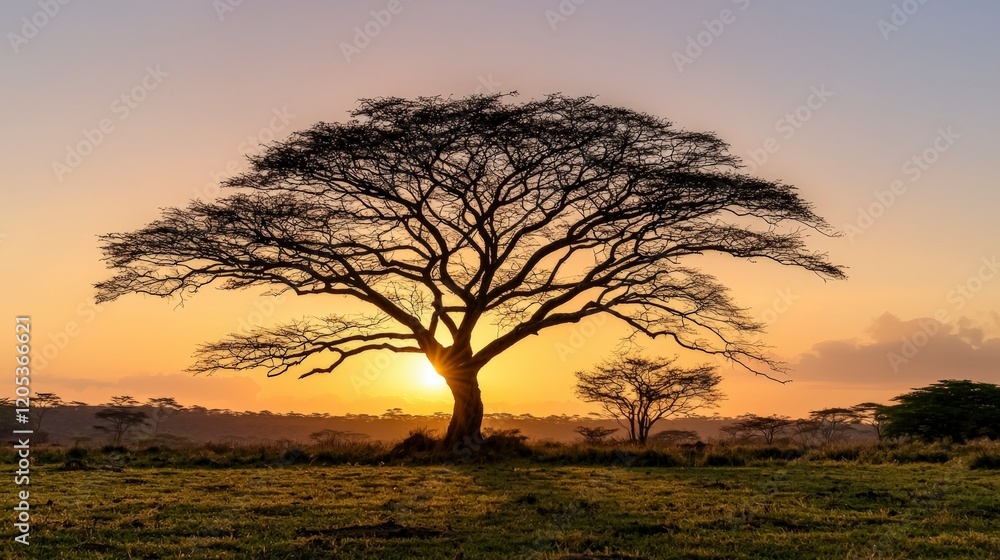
[3,1,999,419]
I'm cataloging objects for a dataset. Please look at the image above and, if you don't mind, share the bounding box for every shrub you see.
[388,428,439,459]
[482,428,530,453]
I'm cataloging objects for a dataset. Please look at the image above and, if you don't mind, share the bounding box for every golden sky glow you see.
[2,1,999,418]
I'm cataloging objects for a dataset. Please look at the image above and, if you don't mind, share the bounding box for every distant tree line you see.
[4,378,996,448]
[573,369,1000,446]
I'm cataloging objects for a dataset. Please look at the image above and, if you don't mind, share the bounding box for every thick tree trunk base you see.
[441,373,484,454]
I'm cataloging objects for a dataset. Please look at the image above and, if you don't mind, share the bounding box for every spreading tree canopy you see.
[96,93,845,449]
[882,380,1000,443]
[575,351,723,444]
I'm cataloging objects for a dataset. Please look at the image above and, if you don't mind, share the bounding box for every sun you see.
[417,360,448,390]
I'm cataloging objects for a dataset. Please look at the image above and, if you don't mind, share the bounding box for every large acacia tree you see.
[96,93,844,449]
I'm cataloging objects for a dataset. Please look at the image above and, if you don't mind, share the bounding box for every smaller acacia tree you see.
[575,426,619,445]
[727,414,795,444]
[651,429,701,445]
[94,396,149,447]
[809,408,861,444]
[851,402,889,440]
[32,392,64,433]
[575,351,722,445]
[146,397,184,434]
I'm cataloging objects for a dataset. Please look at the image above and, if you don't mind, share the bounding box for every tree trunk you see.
[441,370,485,452]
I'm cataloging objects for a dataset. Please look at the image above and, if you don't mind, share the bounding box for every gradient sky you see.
[3,0,999,418]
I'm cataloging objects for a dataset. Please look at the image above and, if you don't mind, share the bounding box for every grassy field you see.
[6,460,1000,559]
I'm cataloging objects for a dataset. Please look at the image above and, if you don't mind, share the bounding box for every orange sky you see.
[2,1,999,419]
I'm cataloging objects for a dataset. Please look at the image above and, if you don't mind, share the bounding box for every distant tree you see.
[106,395,140,408]
[31,392,65,433]
[850,402,890,440]
[718,423,746,442]
[96,93,844,451]
[789,418,822,447]
[575,351,723,444]
[146,397,183,434]
[650,429,700,445]
[575,426,619,445]
[728,414,794,444]
[808,408,860,444]
[93,397,149,446]
[882,380,1000,443]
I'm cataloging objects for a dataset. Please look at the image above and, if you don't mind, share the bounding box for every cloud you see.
[791,312,1000,387]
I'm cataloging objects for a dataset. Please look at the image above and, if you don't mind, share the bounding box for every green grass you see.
[6,461,1000,559]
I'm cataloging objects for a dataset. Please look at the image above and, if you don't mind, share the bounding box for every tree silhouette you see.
[96,93,844,449]
[146,397,183,434]
[575,425,619,445]
[727,414,794,444]
[93,396,148,446]
[850,402,889,440]
[575,351,723,444]
[882,380,1000,443]
[32,392,64,433]
[808,407,860,444]
[650,429,700,445]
